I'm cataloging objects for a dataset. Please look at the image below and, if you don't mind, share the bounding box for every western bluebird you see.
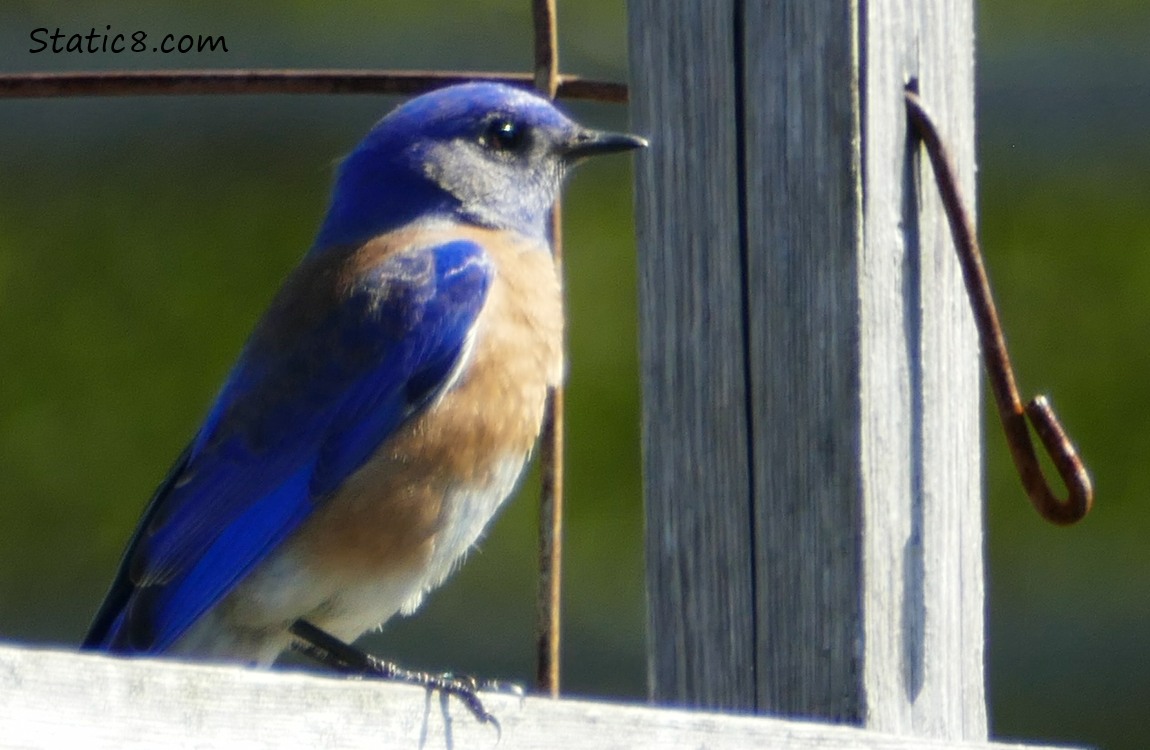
[82,82,646,667]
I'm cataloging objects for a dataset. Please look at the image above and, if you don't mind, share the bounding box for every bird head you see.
[315,82,646,249]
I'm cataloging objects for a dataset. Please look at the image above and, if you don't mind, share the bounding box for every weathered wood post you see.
[629,0,985,740]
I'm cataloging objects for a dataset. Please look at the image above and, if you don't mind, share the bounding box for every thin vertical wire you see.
[533,0,560,97]
[532,0,564,697]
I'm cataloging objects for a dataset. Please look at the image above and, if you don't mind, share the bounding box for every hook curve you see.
[905,89,1094,525]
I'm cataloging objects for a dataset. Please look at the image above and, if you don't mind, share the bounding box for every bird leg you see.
[288,619,513,729]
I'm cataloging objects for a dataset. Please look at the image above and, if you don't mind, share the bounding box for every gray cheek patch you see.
[422,139,560,232]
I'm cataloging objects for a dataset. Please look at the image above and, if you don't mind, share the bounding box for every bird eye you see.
[482,118,529,152]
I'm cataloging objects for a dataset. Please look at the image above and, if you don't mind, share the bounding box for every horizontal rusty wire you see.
[0,69,628,102]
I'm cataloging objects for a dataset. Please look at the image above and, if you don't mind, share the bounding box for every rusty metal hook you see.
[904,89,1094,525]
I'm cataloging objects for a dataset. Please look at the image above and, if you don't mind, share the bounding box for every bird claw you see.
[415,670,502,730]
[289,620,507,730]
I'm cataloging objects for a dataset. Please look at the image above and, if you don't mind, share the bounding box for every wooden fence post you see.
[627,0,757,713]
[629,0,986,740]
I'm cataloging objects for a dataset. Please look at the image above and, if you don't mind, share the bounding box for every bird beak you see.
[562,128,649,162]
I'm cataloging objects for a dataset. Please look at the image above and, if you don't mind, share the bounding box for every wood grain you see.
[631,0,987,738]
[0,646,1072,749]
[628,0,758,712]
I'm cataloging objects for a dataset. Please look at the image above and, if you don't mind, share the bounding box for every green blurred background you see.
[0,2,1146,747]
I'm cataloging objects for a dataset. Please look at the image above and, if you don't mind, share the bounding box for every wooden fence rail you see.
[0,645,1072,750]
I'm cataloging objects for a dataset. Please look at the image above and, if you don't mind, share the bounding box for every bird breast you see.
[294,225,564,589]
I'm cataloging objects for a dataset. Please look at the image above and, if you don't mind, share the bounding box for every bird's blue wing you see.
[84,239,492,654]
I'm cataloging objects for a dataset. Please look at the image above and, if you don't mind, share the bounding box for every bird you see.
[82,82,646,668]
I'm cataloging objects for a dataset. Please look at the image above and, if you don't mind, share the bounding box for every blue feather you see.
[89,239,493,653]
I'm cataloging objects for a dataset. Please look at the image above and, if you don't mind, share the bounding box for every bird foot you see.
[288,619,513,730]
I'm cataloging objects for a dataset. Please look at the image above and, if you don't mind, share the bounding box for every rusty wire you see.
[533,0,561,98]
[905,89,1094,525]
[0,69,627,102]
[531,0,566,698]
